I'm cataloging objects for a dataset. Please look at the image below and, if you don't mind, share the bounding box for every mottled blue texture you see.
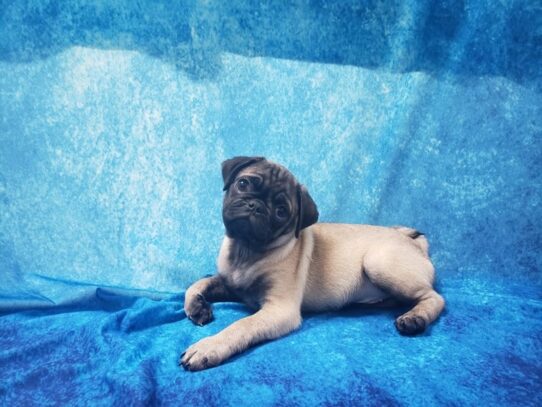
[0,1,541,405]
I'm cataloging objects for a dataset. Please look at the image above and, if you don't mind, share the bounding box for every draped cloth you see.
[1,1,540,405]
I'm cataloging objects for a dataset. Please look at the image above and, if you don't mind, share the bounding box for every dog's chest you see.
[216,238,272,308]
[223,266,252,288]
[220,265,270,309]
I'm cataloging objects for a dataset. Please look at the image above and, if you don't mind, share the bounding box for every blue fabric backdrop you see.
[1,1,541,405]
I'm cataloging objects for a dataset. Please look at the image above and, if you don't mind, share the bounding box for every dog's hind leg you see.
[363,246,445,335]
[393,289,445,335]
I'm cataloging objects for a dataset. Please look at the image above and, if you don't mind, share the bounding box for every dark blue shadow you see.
[0,0,540,83]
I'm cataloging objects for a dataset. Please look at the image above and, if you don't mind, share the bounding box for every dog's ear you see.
[295,184,319,238]
[222,156,265,191]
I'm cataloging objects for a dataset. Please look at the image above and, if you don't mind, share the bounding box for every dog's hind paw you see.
[395,314,426,335]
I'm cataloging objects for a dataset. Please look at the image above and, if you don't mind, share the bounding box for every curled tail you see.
[392,226,430,257]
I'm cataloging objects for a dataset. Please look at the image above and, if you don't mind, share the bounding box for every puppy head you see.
[221,156,318,249]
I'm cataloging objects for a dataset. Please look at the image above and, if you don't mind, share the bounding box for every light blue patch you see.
[0,1,540,405]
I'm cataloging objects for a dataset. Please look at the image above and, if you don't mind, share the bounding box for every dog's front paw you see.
[395,314,426,335]
[179,336,228,371]
[184,293,214,326]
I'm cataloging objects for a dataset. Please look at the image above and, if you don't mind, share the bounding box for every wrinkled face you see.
[222,162,299,248]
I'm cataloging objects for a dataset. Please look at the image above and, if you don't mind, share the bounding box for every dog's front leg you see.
[180,303,301,371]
[184,275,238,326]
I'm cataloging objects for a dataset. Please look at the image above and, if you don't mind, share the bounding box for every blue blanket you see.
[1,1,541,405]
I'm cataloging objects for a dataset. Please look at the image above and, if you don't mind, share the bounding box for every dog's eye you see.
[237,178,249,191]
[275,206,288,220]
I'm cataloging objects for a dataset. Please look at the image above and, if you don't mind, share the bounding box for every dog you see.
[180,156,445,371]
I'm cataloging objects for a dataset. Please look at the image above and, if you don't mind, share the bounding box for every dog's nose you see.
[247,200,264,215]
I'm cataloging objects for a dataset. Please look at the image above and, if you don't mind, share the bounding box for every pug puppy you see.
[180,156,445,371]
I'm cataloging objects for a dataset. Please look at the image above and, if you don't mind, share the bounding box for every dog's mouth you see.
[223,201,271,244]
[224,216,271,243]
